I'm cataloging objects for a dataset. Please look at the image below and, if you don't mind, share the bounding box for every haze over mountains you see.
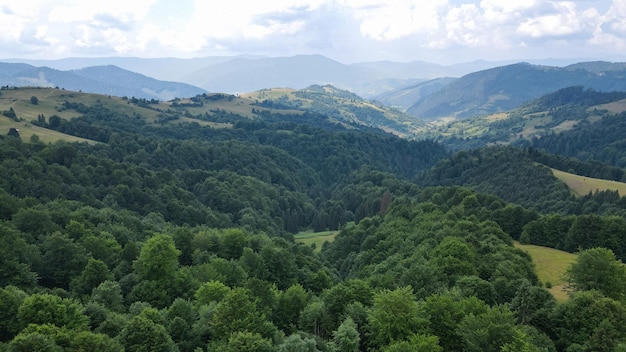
[2,54,626,121]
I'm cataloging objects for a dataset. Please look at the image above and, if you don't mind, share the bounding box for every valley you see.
[2,58,626,351]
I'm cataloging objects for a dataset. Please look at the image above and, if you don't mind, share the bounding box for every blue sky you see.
[0,0,624,64]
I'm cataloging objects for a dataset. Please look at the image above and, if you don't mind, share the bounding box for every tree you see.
[278,333,319,352]
[8,127,20,138]
[457,305,522,352]
[39,232,88,289]
[382,334,442,352]
[565,247,626,301]
[90,280,125,313]
[118,315,177,352]
[550,290,626,351]
[224,331,274,352]
[510,280,556,326]
[71,258,113,296]
[299,298,330,338]
[0,286,25,341]
[419,293,488,351]
[367,286,425,348]
[194,280,230,306]
[133,233,180,281]
[68,330,123,352]
[274,284,308,334]
[210,287,276,341]
[30,96,38,105]
[333,317,359,352]
[8,332,63,352]
[17,294,89,332]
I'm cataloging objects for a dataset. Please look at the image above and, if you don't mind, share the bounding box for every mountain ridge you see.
[406,61,626,119]
[0,63,206,100]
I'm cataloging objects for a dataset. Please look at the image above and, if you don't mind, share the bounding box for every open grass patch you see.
[294,230,338,253]
[551,168,626,197]
[514,241,577,302]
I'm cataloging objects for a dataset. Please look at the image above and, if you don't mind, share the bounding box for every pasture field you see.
[514,241,577,302]
[551,168,626,197]
[0,116,97,144]
[294,230,339,253]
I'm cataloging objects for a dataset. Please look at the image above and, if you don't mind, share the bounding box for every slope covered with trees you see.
[2,87,626,351]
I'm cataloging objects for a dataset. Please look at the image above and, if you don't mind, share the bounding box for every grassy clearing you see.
[294,230,339,253]
[514,241,577,302]
[594,99,626,114]
[0,116,97,144]
[551,168,626,197]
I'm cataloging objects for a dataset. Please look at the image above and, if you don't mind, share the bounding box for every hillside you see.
[374,77,457,111]
[242,85,426,136]
[2,85,626,351]
[417,87,626,151]
[406,62,626,120]
[514,242,577,302]
[551,168,626,197]
[419,146,626,217]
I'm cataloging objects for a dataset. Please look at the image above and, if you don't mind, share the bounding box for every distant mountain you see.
[181,55,376,95]
[2,55,521,98]
[351,59,510,79]
[565,61,626,73]
[374,77,457,111]
[2,56,260,82]
[0,63,206,100]
[406,62,626,120]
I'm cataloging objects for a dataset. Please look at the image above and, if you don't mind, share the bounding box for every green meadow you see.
[551,168,626,197]
[514,241,577,302]
[294,230,339,253]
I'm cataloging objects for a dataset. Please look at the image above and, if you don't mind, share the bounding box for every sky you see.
[0,0,625,64]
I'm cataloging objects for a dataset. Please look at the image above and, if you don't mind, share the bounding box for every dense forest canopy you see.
[2,87,626,351]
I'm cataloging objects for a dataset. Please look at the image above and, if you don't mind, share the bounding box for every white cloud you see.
[343,0,447,40]
[516,2,594,38]
[0,0,622,63]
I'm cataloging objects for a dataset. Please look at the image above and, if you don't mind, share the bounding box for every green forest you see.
[2,87,626,351]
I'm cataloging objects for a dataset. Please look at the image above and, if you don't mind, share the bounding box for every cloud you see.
[342,0,447,40]
[516,2,597,38]
[0,0,623,63]
[18,27,50,46]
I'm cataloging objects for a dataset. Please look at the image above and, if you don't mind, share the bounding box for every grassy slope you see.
[551,168,626,197]
[418,97,626,146]
[243,87,421,137]
[514,241,577,302]
[0,87,306,143]
[294,230,339,253]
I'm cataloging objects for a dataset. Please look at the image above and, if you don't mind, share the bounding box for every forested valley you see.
[2,88,626,351]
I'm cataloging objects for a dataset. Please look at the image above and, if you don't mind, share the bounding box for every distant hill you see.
[415,86,626,151]
[0,63,206,100]
[406,62,626,120]
[242,84,426,136]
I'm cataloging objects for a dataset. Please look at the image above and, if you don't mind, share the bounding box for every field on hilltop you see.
[551,168,626,197]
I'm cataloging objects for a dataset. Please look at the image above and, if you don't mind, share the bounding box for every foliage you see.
[565,247,626,301]
[2,87,626,351]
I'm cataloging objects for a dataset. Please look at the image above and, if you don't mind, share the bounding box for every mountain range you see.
[0,62,206,101]
[2,55,626,121]
[3,55,514,97]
